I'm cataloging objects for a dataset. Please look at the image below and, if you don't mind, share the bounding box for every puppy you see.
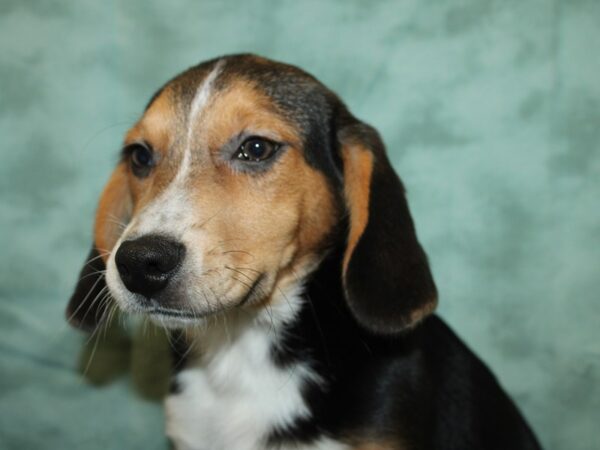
[67,54,542,450]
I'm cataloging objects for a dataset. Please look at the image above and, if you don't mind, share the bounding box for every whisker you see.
[104,297,119,331]
[207,285,231,342]
[67,280,108,327]
[106,213,128,229]
[80,285,110,326]
[104,218,128,231]
[163,325,178,354]
[221,250,254,258]
[82,251,111,265]
[231,276,251,291]
[181,338,197,363]
[76,269,107,283]
[82,330,102,378]
[229,266,261,274]
[81,291,111,348]
[97,295,112,340]
[66,273,107,323]
[224,266,254,282]
[192,207,226,230]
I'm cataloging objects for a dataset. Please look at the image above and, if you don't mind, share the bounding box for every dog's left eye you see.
[125,143,155,177]
[235,137,279,162]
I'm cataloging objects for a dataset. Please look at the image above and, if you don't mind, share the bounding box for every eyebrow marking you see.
[176,59,225,184]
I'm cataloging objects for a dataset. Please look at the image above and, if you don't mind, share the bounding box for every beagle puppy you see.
[67,54,542,450]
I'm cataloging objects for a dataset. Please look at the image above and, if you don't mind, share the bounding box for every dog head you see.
[66,54,436,336]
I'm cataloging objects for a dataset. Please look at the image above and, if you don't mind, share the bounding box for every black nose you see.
[115,235,185,298]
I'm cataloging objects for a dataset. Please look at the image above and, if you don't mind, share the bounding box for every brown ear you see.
[66,164,131,331]
[339,122,437,336]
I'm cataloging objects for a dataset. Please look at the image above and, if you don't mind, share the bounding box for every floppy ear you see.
[338,121,437,336]
[66,164,131,331]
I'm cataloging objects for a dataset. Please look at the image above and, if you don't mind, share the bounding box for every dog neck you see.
[165,281,338,450]
[165,249,421,449]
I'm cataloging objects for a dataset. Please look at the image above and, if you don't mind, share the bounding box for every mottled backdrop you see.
[1,0,599,449]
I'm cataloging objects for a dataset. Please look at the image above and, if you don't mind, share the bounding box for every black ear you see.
[339,121,437,336]
[66,163,131,332]
[66,247,111,332]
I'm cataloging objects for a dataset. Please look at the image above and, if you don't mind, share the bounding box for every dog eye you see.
[127,144,155,177]
[131,145,153,167]
[235,137,279,162]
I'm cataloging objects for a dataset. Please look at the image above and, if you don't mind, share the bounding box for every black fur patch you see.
[267,251,541,449]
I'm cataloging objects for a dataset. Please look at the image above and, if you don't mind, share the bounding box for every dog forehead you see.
[127,55,342,181]
[145,55,332,131]
[210,55,340,176]
[125,83,179,147]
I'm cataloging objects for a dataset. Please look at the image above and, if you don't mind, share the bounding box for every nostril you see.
[145,258,169,276]
[117,263,130,277]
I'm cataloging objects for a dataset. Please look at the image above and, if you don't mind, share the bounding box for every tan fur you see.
[350,435,407,450]
[94,163,131,260]
[341,145,374,274]
[123,85,182,212]
[409,293,438,328]
[124,84,177,155]
[202,80,302,152]
[353,443,399,450]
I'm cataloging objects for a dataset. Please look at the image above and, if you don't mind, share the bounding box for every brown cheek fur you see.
[183,82,337,303]
[188,143,337,305]
[125,85,177,155]
[352,443,399,450]
[94,163,132,261]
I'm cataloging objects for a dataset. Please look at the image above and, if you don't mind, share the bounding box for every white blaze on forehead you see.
[176,60,225,184]
[125,60,225,239]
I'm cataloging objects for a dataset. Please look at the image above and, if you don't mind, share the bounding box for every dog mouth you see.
[113,273,267,327]
[146,306,202,319]
[135,302,227,328]
[142,305,213,328]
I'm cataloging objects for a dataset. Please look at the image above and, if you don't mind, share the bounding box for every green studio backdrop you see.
[1,1,599,449]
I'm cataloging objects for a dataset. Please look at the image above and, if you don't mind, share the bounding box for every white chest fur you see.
[164,302,349,450]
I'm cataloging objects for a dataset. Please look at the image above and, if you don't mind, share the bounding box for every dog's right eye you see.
[235,137,280,163]
[124,143,155,177]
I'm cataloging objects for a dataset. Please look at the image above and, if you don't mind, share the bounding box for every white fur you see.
[165,289,350,450]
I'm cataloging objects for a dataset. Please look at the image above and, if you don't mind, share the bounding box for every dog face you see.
[67,54,437,335]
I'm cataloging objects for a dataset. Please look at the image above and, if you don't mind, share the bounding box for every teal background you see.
[1,0,599,448]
